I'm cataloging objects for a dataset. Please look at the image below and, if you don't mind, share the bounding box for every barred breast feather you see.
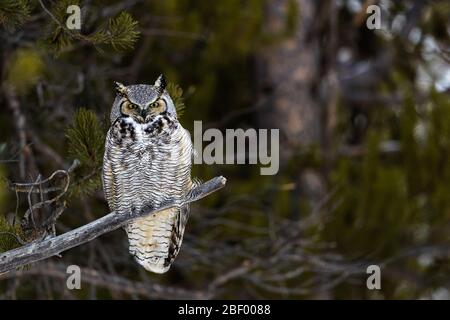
[102,114,193,273]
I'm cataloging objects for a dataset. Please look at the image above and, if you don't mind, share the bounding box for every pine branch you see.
[167,83,186,117]
[0,0,31,31]
[0,176,226,274]
[90,11,140,51]
[66,108,105,197]
[0,216,24,252]
[66,108,105,167]
[40,1,140,54]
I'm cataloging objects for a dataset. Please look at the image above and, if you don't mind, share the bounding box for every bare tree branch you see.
[4,86,37,180]
[0,176,227,274]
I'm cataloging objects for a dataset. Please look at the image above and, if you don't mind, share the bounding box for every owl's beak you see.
[140,108,148,119]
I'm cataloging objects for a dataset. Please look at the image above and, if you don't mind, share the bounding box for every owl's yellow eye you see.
[126,102,138,109]
[150,101,159,108]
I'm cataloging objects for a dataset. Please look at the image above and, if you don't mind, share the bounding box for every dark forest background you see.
[0,0,449,299]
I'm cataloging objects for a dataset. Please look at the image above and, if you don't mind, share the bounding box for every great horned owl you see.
[102,74,195,273]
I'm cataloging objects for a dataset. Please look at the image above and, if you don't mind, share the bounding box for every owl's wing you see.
[102,132,116,210]
[167,204,190,265]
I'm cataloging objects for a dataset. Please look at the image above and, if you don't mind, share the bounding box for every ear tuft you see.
[114,81,127,97]
[154,74,167,96]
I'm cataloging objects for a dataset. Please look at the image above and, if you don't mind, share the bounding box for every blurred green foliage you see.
[0,166,8,217]
[6,48,44,94]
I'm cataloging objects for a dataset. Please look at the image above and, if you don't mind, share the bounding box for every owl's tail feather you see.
[125,206,186,273]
